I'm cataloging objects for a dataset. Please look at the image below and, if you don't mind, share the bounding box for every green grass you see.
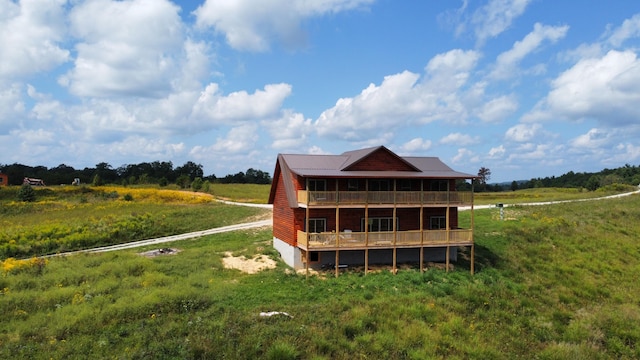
[473,184,637,205]
[0,186,269,259]
[208,183,272,203]
[2,190,640,359]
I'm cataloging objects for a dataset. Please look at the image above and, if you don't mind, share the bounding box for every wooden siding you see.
[272,170,298,246]
[345,148,417,172]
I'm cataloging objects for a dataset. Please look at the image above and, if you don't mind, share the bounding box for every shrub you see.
[17,184,36,202]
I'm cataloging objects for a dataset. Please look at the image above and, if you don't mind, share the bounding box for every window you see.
[430,216,446,230]
[307,218,326,233]
[308,179,326,191]
[369,179,390,191]
[308,252,319,262]
[362,217,398,232]
[400,179,412,190]
[430,180,449,191]
[348,179,359,191]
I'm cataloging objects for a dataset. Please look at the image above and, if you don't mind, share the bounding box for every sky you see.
[2,0,640,183]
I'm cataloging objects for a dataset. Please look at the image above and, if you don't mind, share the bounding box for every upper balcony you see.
[297,190,473,207]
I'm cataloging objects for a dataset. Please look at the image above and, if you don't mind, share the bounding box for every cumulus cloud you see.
[570,128,612,149]
[192,83,292,124]
[263,110,313,150]
[505,123,541,142]
[452,148,479,164]
[194,0,374,51]
[399,138,433,153]
[439,133,479,146]
[62,0,184,98]
[315,49,481,140]
[0,84,26,129]
[490,23,568,80]
[190,124,259,157]
[477,95,518,123]
[0,0,69,79]
[471,0,532,46]
[544,50,640,125]
[488,145,506,158]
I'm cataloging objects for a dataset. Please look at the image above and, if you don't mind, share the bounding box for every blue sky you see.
[2,0,640,183]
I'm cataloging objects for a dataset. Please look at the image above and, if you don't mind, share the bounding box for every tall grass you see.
[2,194,640,358]
[0,186,269,259]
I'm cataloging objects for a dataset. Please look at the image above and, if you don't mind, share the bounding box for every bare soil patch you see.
[222,251,277,274]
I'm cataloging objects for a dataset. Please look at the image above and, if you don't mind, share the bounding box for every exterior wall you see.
[303,207,457,231]
[272,171,297,246]
[347,149,416,171]
[0,174,7,186]
[273,237,303,269]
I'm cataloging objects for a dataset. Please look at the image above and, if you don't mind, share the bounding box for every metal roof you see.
[278,146,476,179]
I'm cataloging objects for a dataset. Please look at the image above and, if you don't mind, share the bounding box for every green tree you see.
[510,181,519,191]
[191,177,203,192]
[17,183,36,202]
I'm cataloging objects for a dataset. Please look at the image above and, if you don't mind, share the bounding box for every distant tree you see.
[92,174,103,186]
[510,181,519,191]
[476,167,491,191]
[17,183,36,202]
[202,180,211,193]
[585,175,601,191]
[175,161,203,181]
[176,174,191,189]
[191,177,203,192]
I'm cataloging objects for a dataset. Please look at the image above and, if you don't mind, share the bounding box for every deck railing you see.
[297,229,473,250]
[297,190,472,206]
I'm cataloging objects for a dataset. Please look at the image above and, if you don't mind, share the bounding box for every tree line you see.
[0,161,271,187]
[485,164,640,192]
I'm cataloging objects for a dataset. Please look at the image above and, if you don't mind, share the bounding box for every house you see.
[268,146,478,276]
[0,173,7,186]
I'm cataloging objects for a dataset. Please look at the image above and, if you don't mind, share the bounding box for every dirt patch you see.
[222,252,277,274]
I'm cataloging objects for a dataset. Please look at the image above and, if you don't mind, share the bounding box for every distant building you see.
[0,173,7,186]
[268,145,478,276]
[23,177,46,186]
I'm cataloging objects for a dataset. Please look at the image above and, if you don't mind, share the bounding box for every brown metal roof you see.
[278,147,476,179]
[268,146,476,206]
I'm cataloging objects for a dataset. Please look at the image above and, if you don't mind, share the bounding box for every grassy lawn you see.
[1,185,639,359]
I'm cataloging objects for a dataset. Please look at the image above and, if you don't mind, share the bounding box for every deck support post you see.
[470,245,475,275]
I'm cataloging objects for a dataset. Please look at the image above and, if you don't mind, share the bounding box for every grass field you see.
[1,184,640,358]
[0,185,270,259]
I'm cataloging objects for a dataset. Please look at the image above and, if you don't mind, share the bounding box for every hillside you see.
[1,189,639,358]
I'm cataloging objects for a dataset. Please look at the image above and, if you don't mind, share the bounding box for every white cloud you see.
[607,13,640,47]
[263,110,313,150]
[315,49,481,140]
[471,0,532,46]
[198,124,260,155]
[477,95,518,123]
[399,138,432,153]
[194,0,374,51]
[490,23,568,80]
[505,123,541,142]
[439,133,478,146]
[488,145,506,158]
[192,83,292,125]
[0,0,69,79]
[570,128,612,149]
[544,50,640,125]
[452,148,479,164]
[0,83,26,129]
[62,0,184,98]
